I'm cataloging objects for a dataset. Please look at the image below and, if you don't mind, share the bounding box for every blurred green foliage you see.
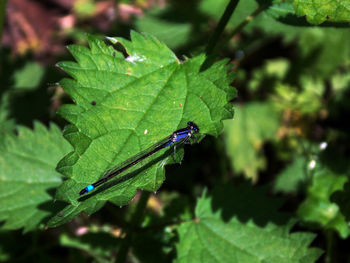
[224,102,280,181]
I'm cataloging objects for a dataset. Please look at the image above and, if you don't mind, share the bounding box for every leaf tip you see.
[55,62,63,70]
[105,36,118,44]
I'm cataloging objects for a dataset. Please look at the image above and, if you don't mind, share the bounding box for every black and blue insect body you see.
[79,121,199,195]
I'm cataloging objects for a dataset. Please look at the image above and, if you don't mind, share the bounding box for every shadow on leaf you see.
[210,179,291,227]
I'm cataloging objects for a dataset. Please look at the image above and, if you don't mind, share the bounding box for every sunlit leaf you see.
[48,32,236,227]
[294,0,350,25]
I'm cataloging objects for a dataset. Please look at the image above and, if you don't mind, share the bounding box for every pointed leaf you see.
[49,32,236,226]
[175,182,323,263]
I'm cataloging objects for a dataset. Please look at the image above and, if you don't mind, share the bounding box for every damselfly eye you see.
[188,121,199,133]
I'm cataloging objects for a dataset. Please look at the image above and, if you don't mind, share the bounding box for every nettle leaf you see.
[294,0,350,25]
[48,32,236,226]
[175,182,323,263]
[223,102,280,181]
[297,165,350,238]
[0,122,71,232]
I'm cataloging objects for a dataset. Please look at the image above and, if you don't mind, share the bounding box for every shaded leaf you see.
[175,181,322,263]
[201,0,303,29]
[132,228,176,263]
[0,122,71,232]
[332,181,350,227]
[135,8,192,50]
[273,76,324,114]
[13,62,44,89]
[60,232,120,263]
[274,155,309,194]
[295,28,350,78]
[0,230,61,263]
[201,0,350,78]
[297,165,350,238]
[224,102,280,180]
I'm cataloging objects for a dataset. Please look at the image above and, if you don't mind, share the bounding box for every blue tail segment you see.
[86,185,94,192]
[79,184,95,195]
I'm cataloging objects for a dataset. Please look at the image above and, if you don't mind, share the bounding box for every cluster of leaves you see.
[1,0,350,262]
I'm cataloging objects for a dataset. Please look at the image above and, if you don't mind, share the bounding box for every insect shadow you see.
[78,147,178,202]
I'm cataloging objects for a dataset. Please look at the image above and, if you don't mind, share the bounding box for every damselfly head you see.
[187,121,199,134]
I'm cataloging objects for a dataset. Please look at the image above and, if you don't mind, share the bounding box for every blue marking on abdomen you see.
[175,132,188,141]
[86,184,94,192]
[164,141,174,147]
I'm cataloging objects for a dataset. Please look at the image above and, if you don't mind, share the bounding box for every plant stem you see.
[0,0,7,41]
[205,0,239,56]
[115,191,151,263]
[325,229,336,263]
[216,5,265,53]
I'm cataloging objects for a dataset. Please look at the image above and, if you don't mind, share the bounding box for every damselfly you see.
[79,121,200,195]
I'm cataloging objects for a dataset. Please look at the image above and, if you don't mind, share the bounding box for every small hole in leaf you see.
[91,101,96,106]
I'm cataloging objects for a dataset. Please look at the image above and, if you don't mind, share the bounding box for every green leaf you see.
[132,227,176,263]
[13,62,44,90]
[297,166,350,238]
[135,8,192,50]
[48,32,236,226]
[0,122,72,232]
[331,69,350,99]
[175,182,323,263]
[295,28,350,78]
[247,58,290,92]
[332,181,350,228]
[273,76,324,114]
[200,0,301,30]
[274,156,309,194]
[201,0,350,77]
[294,0,350,25]
[224,102,280,180]
[60,232,120,263]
